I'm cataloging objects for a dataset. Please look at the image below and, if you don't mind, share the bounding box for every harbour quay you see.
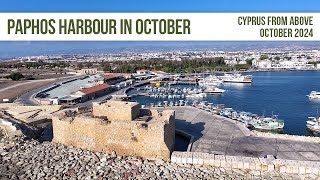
[163,106,320,175]
[164,106,320,162]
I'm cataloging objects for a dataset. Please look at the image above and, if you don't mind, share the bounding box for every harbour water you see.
[128,71,320,136]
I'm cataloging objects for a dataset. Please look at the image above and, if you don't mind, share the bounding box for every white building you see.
[136,69,151,75]
[253,60,272,69]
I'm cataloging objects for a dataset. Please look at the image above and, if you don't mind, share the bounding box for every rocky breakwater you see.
[0,139,311,179]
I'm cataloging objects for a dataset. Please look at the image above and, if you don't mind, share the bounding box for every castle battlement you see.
[52,100,175,160]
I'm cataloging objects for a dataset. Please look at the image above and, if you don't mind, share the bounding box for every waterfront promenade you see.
[163,106,320,161]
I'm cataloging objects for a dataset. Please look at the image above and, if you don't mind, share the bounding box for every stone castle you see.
[52,101,175,160]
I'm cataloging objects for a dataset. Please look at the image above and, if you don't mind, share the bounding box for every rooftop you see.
[104,74,124,80]
[80,84,110,94]
[98,100,139,108]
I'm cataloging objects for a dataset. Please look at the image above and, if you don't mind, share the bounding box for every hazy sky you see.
[1,0,320,12]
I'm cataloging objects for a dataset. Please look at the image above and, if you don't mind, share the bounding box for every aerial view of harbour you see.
[128,71,320,136]
[2,41,320,178]
[3,0,320,178]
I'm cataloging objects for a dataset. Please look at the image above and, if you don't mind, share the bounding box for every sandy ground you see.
[0,81,23,89]
[0,75,80,103]
[0,80,56,102]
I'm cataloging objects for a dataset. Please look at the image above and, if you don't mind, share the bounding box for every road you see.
[15,78,149,107]
[14,75,83,106]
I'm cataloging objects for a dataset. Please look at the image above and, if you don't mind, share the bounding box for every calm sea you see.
[129,71,320,136]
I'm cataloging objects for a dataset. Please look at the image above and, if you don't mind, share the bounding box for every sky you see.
[1,0,320,58]
[1,0,320,12]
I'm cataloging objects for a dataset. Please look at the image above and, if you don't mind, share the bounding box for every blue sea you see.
[129,71,320,136]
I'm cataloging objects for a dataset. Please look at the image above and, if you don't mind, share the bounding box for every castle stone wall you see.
[92,101,140,121]
[52,102,175,160]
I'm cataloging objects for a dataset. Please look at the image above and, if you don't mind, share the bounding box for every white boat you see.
[219,73,252,83]
[307,91,320,99]
[188,88,203,94]
[306,116,320,131]
[198,75,223,87]
[203,87,225,94]
[186,93,207,99]
[249,116,284,130]
[306,118,320,132]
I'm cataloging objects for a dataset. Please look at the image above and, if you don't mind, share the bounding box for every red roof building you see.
[103,74,126,85]
[104,74,122,80]
[104,73,132,79]
[80,84,111,95]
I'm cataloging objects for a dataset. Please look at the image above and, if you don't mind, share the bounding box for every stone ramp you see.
[162,106,320,161]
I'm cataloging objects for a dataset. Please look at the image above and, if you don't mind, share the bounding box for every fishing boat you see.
[237,112,253,122]
[219,108,233,117]
[157,102,163,107]
[307,123,320,133]
[306,109,320,133]
[306,116,320,127]
[169,101,174,106]
[307,91,320,99]
[249,115,284,130]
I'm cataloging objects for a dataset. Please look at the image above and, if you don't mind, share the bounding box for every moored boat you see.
[249,115,284,130]
[307,91,320,99]
[219,73,252,83]
[203,87,225,94]
[198,75,223,87]
[186,93,207,99]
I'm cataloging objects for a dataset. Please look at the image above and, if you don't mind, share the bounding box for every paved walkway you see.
[163,106,320,161]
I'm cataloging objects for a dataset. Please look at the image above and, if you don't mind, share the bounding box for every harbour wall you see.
[171,151,320,175]
[253,130,320,143]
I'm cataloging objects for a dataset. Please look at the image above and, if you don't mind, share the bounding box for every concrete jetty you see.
[161,106,320,161]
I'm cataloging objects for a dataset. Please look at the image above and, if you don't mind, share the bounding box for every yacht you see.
[307,91,320,99]
[198,75,223,87]
[186,93,207,99]
[203,87,225,94]
[219,73,252,83]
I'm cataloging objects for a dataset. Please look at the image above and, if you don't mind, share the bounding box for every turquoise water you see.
[129,71,320,136]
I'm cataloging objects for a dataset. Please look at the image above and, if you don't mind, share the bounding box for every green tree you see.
[7,72,24,81]
[260,54,268,60]
[77,63,83,69]
[246,58,253,65]
[284,56,292,60]
[274,56,280,60]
